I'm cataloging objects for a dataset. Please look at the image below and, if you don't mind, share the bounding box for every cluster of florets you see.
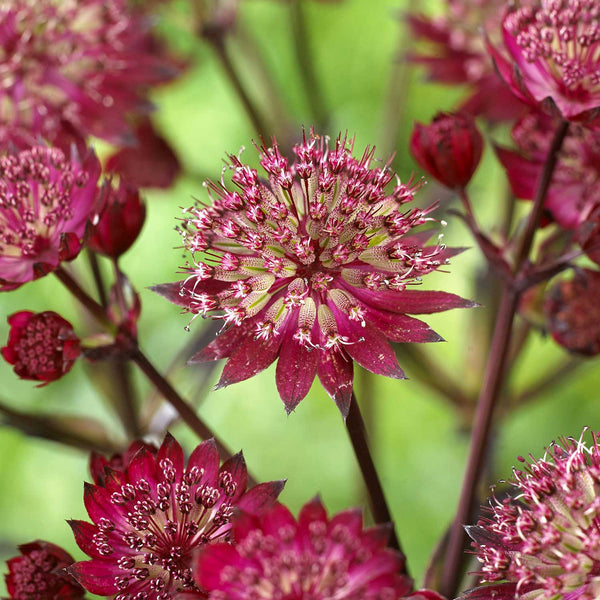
[68,434,284,599]
[490,0,600,120]
[156,131,472,415]
[497,110,600,228]
[0,146,101,290]
[0,0,176,149]
[196,498,413,600]
[469,430,600,600]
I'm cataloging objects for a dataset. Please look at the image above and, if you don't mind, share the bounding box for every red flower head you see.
[410,112,483,189]
[195,497,413,599]
[0,146,102,291]
[88,181,146,258]
[0,0,177,149]
[154,130,474,416]
[89,440,158,486]
[1,311,81,385]
[5,540,84,600]
[407,0,529,122]
[467,429,600,600]
[497,110,600,229]
[488,1,600,122]
[544,268,600,355]
[68,433,285,599]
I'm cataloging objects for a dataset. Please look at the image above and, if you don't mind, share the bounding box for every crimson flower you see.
[497,110,600,229]
[195,497,412,599]
[544,269,600,356]
[154,131,474,416]
[5,540,84,600]
[407,0,529,122]
[0,146,102,291]
[410,112,483,190]
[0,0,177,149]
[1,311,81,385]
[467,429,600,600]
[68,433,284,599]
[88,181,146,258]
[488,1,600,122]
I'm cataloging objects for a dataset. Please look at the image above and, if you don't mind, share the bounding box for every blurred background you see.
[1,0,598,592]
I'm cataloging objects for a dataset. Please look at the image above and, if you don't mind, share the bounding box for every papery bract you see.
[195,497,412,599]
[410,112,483,189]
[1,311,81,385]
[468,429,600,600]
[0,146,102,290]
[154,130,474,416]
[0,0,177,149]
[89,440,158,486]
[68,433,284,599]
[5,540,84,600]
[488,1,600,122]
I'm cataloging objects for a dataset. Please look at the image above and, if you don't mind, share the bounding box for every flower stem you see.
[346,391,407,574]
[439,119,570,598]
[208,36,270,141]
[290,0,328,129]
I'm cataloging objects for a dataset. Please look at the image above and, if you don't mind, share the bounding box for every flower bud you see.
[410,112,483,189]
[1,311,81,385]
[88,182,146,258]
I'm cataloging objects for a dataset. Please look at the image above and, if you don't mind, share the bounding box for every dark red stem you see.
[346,392,407,574]
[439,119,569,598]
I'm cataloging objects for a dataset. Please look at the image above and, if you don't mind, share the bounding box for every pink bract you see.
[195,497,413,599]
[0,0,177,149]
[488,1,600,122]
[496,110,600,229]
[5,540,84,600]
[467,428,600,600]
[68,433,284,600]
[154,130,475,416]
[0,146,102,290]
[1,310,81,385]
[89,440,158,486]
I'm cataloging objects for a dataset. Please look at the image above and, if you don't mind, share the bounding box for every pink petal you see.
[219,452,248,502]
[317,349,353,417]
[275,337,318,414]
[188,324,251,363]
[188,438,220,484]
[195,543,245,589]
[83,482,125,526]
[495,146,539,199]
[67,561,119,596]
[364,305,443,343]
[68,520,103,559]
[157,432,185,481]
[238,480,286,515]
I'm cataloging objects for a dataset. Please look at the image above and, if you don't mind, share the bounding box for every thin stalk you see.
[346,392,407,573]
[208,37,270,141]
[290,0,328,129]
[87,250,108,308]
[440,120,570,598]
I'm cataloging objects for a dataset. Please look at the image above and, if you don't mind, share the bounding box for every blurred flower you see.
[497,110,600,229]
[89,440,158,486]
[407,0,528,121]
[544,268,600,355]
[1,311,81,385]
[154,130,474,416]
[5,540,84,600]
[88,182,146,258]
[105,118,181,189]
[488,1,600,122]
[0,146,102,291]
[576,203,600,265]
[0,0,177,149]
[410,112,483,190]
[467,428,600,600]
[68,433,284,599]
[195,497,412,599]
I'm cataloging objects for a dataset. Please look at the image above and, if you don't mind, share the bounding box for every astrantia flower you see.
[467,429,600,600]
[0,146,101,290]
[154,131,473,416]
[1,311,81,385]
[0,0,177,149]
[195,497,413,599]
[68,433,284,599]
[5,540,84,600]
[544,269,600,355]
[497,110,600,229]
[407,0,529,121]
[489,1,600,122]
